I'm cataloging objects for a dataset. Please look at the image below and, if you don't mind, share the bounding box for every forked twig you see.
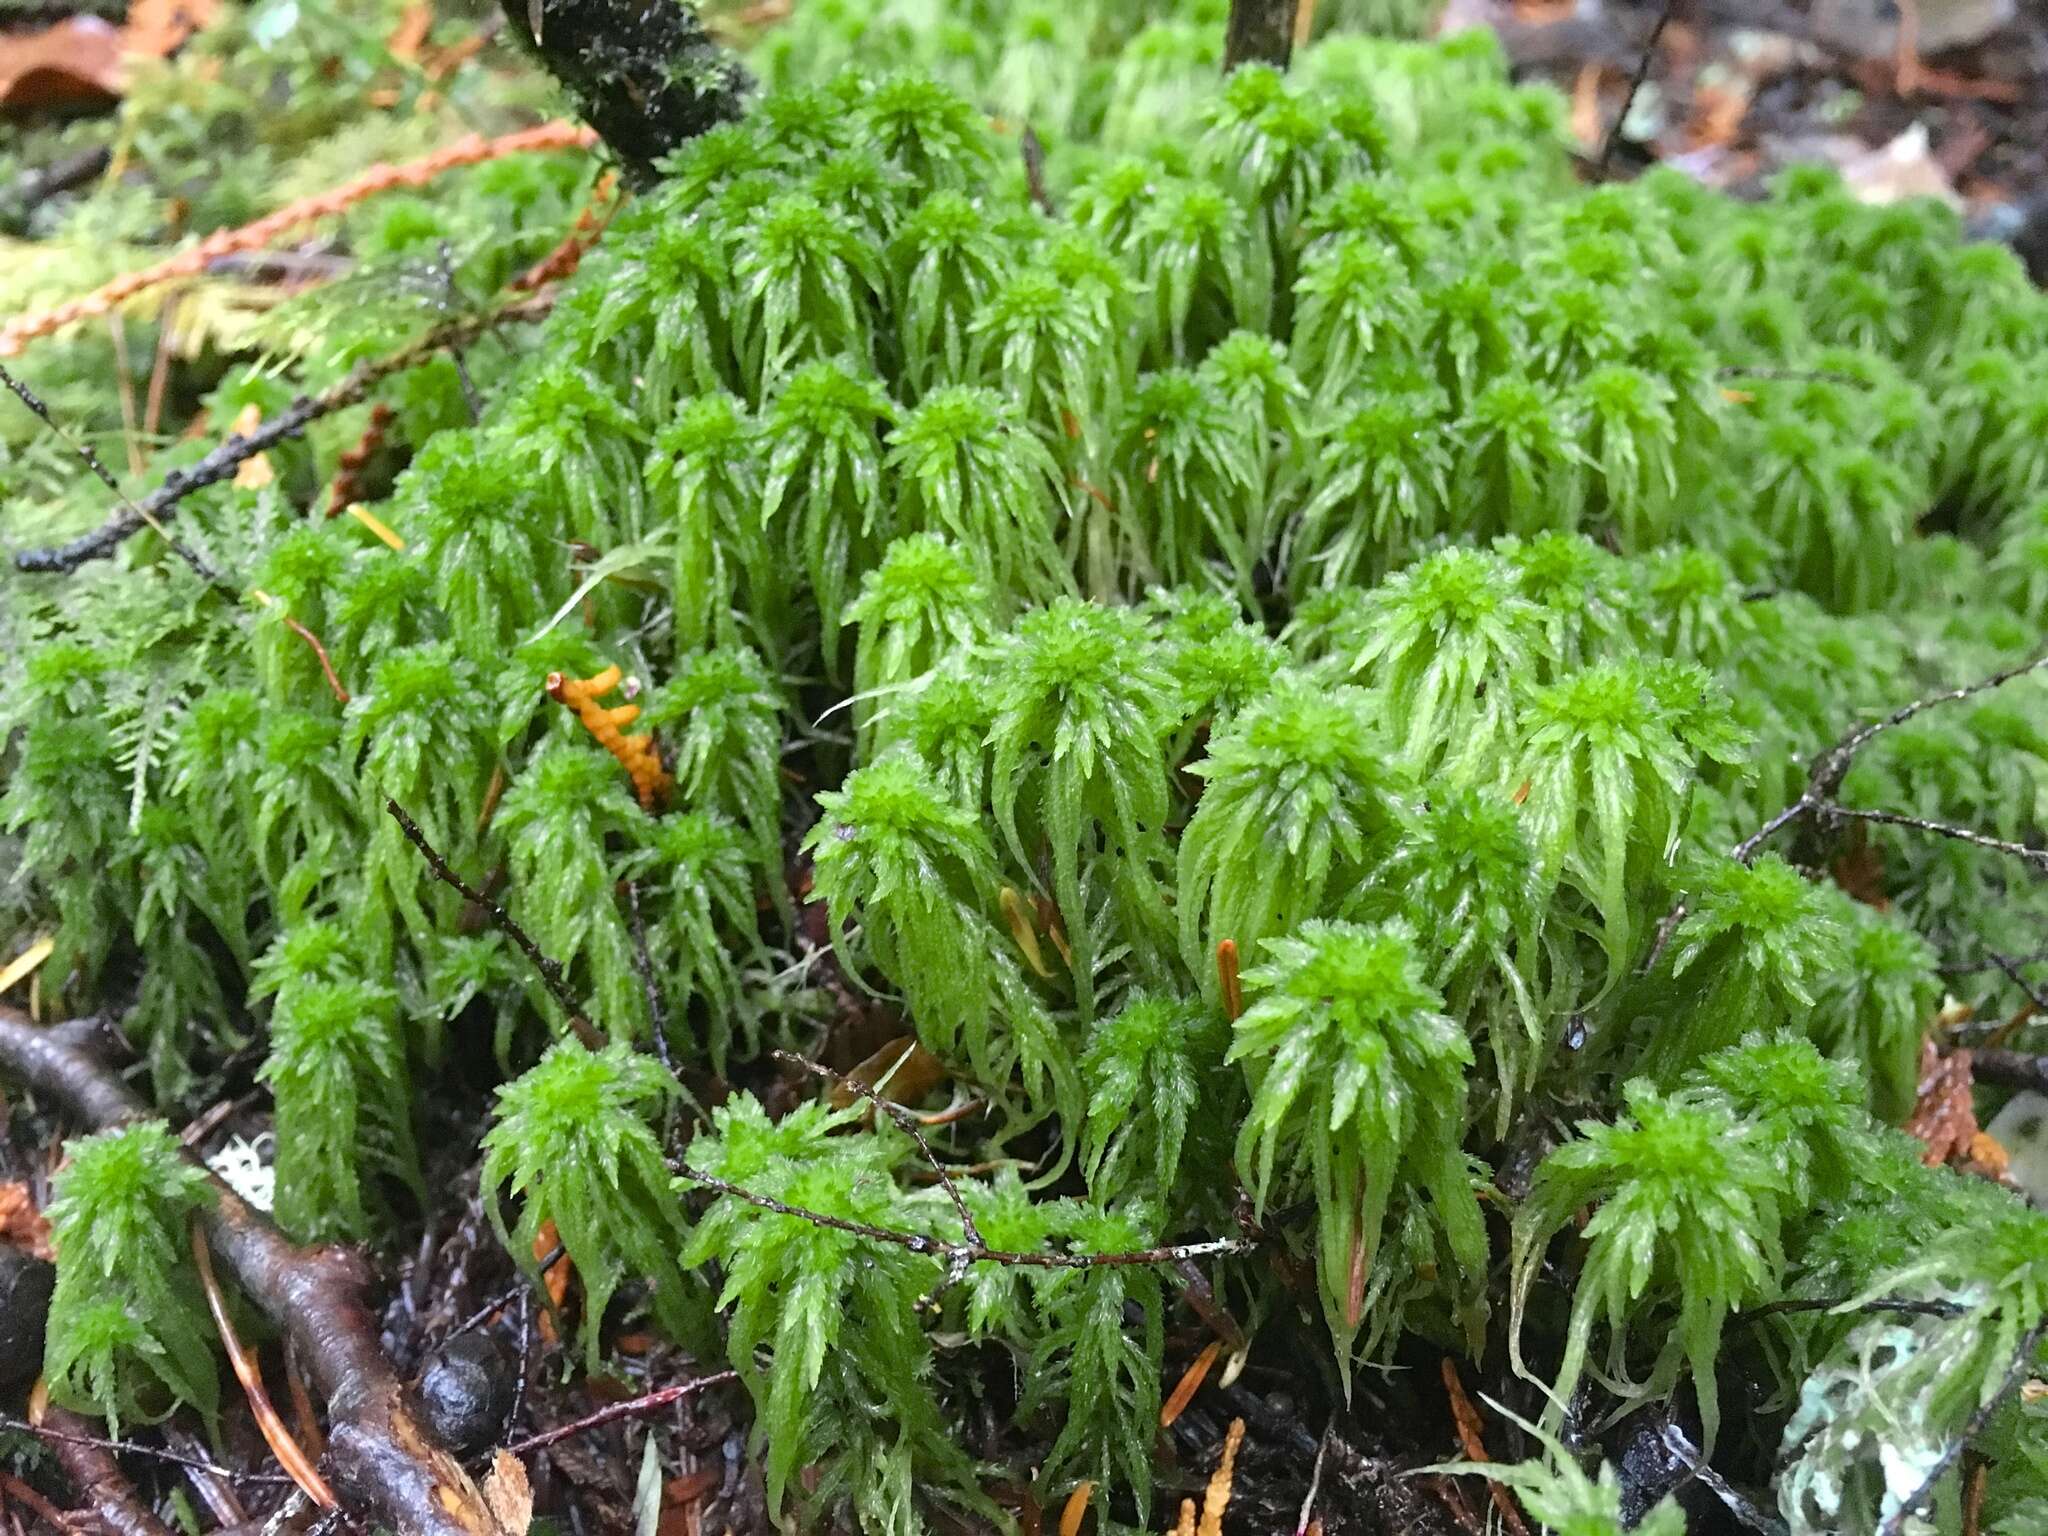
[772,1048,984,1291]
[1730,650,2048,868]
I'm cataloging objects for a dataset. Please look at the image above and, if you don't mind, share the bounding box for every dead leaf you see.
[482,1450,533,1536]
[0,1183,54,1261]
[656,1470,717,1536]
[829,1036,947,1112]
[122,0,222,59]
[1904,1039,2008,1181]
[0,18,125,114]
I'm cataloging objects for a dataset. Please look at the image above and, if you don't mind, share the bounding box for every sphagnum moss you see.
[8,6,2048,1532]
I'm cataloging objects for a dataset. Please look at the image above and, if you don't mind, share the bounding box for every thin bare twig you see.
[625,880,677,1083]
[0,1417,293,1487]
[0,361,224,585]
[671,1154,1256,1271]
[384,798,594,1039]
[772,1048,984,1290]
[1731,650,2048,867]
[1819,806,2048,874]
[502,1374,740,1458]
[1878,1315,2048,1536]
[13,296,553,574]
[1736,1295,1968,1325]
[447,1244,568,1341]
[1595,0,1675,179]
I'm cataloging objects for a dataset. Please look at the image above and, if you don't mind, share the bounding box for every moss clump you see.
[7,5,2048,1531]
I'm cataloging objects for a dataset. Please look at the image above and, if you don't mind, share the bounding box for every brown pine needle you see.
[0,122,597,357]
[1440,1358,1531,1536]
[1160,1340,1222,1428]
[190,1222,338,1510]
[1172,1499,1197,1536]
[1216,940,1242,1022]
[1059,1480,1094,1536]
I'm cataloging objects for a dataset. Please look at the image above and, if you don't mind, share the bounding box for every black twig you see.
[1730,650,2048,867]
[625,880,677,1082]
[0,1417,294,1486]
[0,360,225,584]
[1595,0,1675,180]
[383,798,593,1036]
[772,1048,984,1291]
[1941,944,2048,979]
[4,146,111,225]
[13,297,553,574]
[1818,806,2048,875]
[671,1154,1255,1271]
[1878,1315,2048,1536]
[1736,1296,1969,1326]
[1020,125,1057,218]
[1969,1049,2048,1095]
[1715,365,1875,388]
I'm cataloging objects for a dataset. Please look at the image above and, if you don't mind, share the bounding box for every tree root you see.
[0,1004,513,1536]
[35,1403,178,1536]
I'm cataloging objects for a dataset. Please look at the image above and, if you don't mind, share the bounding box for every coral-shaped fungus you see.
[546,664,671,810]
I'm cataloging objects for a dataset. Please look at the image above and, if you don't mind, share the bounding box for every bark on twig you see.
[499,0,747,184]
[11,296,555,575]
[34,1404,178,1536]
[0,1005,513,1536]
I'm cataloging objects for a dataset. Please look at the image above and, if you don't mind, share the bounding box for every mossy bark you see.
[500,0,749,184]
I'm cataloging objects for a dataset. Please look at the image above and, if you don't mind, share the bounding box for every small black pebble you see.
[0,1247,56,1392]
[418,1330,514,1453]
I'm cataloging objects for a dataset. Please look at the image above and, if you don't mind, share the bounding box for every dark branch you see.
[1595,0,1674,179]
[0,360,223,584]
[0,1005,514,1536]
[1968,1048,2048,1095]
[4,146,111,227]
[13,297,552,575]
